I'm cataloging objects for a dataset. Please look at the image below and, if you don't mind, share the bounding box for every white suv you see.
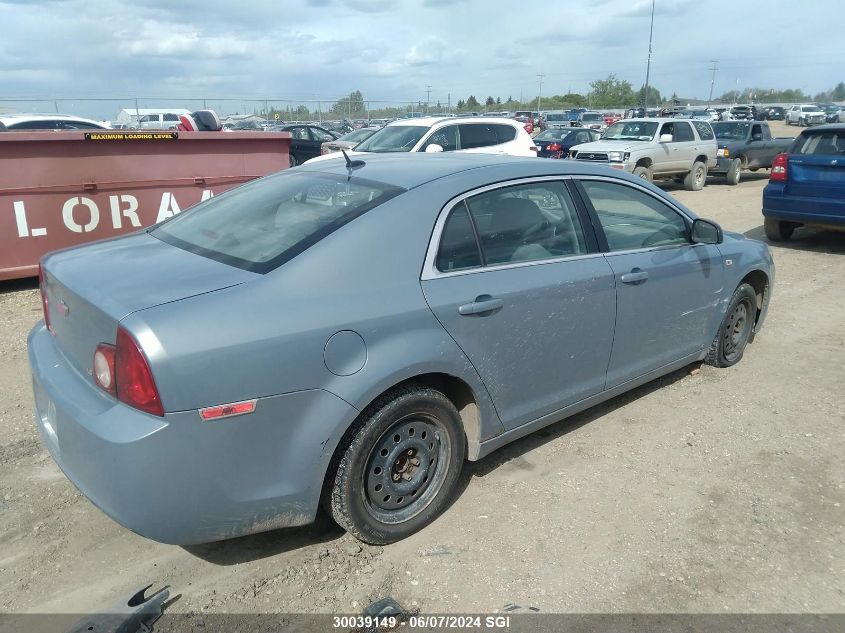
[785,104,826,127]
[304,116,537,164]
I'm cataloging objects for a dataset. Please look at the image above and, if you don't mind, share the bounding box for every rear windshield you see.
[581,113,602,122]
[354,125,428,152]
[151,171,404,273]
[545,114,566,121]
[713,122,750,140]
[792,130,845,156]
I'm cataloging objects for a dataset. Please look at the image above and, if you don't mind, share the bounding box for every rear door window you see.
[423,125,458,151]
[674,122,694,142]
[492,124,516,143]
[436,205,482,271]
[458,124,499,149]
[691,120,714,140]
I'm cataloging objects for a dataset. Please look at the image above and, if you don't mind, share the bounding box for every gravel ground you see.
[1,134,843,619]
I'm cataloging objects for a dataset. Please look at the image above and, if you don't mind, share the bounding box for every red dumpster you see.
[0,130,290,280]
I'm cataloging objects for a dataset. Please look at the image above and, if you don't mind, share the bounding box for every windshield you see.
[339,128,376,143]
[151,171,403,272]
[602,121,658,140]
[353,125,428,152]
[581,113,602,122]
[545,114,566,121]
[802,106,821,112]
[712,122,750,140]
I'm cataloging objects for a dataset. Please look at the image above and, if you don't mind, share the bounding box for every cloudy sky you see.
[1,0,841,119]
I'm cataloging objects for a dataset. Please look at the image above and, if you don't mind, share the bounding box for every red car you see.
[514,115,534,135]
[603,113,621,126]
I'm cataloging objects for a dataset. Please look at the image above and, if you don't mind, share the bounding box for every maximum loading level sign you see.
[84,132,178,140]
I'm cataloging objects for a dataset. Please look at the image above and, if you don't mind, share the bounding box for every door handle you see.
[458,296,504,316]
[620,269,649,284]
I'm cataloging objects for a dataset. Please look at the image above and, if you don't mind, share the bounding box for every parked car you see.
[603,113,622,126]
[570,118,718,190]
[762,124,845,241]
[320,127,379,155]
[624,107,646,119]
[818,104,843,123]
[274,124,338,166]
[532,128,600,158]
[764,106,785,121]
[567,108,587,123]
[304,116,537,163]
[729,105,757,121]
[138,112,185,129]
[513,115,533,135]
[543,111,571,129]
[29,152,773,545]
[710,121,794,185]
[785,104,826,127]
[576,111,606,132]
[0,114,109,131]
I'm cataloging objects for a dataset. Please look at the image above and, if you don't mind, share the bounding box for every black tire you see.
[684,160,707,191]
[799,117,806,127]
[632,165,652,182]
[325,384,465,544]
[289,154,298,168]
[705,283,757,368]
[725,158,742,185]
[764,217,795,242]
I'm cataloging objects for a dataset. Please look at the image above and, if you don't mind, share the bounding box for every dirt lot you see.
[1,132,843,619]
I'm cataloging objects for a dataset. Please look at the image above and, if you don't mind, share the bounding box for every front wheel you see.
[632,165,652,182]
[725,158,742,185]
[764,217,795,242]
[325,385,465,544]
[684,161,707,191]
[705,283,757,368]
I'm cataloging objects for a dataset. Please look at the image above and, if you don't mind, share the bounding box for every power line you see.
[643,0,655,108]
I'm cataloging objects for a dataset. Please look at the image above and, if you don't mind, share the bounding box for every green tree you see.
[466,95,480,109]
[588,74,636,107]
[496,97,501,105]
[331,90,365,117]
[637,85,662,107]
[456,99,465,110]
[485,96,495,106]
[832,82,845,101]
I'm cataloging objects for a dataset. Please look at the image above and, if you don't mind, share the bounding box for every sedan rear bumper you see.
[28,323,359,545]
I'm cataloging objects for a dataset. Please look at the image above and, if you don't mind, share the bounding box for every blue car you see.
[29,154,774,545]
[762,123,845,241]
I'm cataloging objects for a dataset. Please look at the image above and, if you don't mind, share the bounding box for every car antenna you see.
[342,149,365,170]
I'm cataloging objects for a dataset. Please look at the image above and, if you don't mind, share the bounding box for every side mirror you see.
[424,143,444,153]
[691,218,723,245]
[659,133,673,143]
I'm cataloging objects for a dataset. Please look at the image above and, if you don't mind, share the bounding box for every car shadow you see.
[185,364,697,564]
[464,364,694,480]
[744,225,845,254]
[183,510,345,565]
[657,171,771,192]
[0,277,38,295]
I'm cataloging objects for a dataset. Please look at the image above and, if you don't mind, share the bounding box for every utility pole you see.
[447,92,451,114]
[425,85,432,113]
[536,74,544,116]
[643,0,655,109]
[707,60,719,107]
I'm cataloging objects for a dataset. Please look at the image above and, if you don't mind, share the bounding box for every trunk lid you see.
[788,154,845,201]
[41,231,257,378]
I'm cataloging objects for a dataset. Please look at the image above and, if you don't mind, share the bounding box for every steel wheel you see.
[722,299,753,363]
[364,414,450,524]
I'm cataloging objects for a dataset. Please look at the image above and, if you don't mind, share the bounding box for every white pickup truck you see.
[570,118,718,191]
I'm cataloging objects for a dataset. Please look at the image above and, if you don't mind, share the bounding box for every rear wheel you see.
[633,165,652,182]
[325,385,465,544]
[705,283,757,368]
[764,217,795,242]
[684,161,707,191]
[725,158,742,185]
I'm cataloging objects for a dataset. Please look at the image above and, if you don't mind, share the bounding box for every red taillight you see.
[38,264,52,333]
[93,344,116,396]
[547,143,561,152]
[114,327,164,416]
[771,153,788,182]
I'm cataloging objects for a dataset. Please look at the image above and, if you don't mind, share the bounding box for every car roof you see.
[385,116,518,128]
[0,113,104,125]
[295,152,651,191]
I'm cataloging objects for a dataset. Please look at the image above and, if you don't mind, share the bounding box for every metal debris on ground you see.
[64,584,175,633]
